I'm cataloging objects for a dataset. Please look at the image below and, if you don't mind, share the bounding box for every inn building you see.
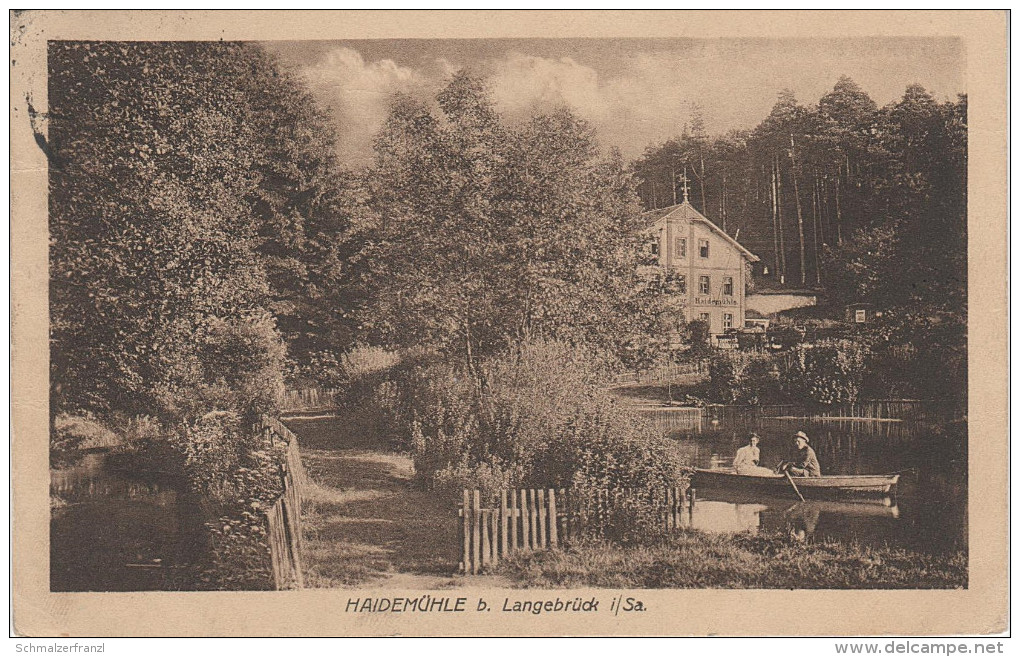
[640,184,760,337]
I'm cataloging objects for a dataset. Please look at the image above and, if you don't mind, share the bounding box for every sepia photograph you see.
[11,9,1008,637]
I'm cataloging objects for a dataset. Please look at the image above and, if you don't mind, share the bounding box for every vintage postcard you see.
[11,10,1008,637]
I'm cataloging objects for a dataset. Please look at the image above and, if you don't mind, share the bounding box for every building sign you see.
[694,296,738,307]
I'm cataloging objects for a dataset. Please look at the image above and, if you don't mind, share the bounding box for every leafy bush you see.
[706,340,871,407]
[789,340,869,405]
[860,311,966,402]
[176,415,284,590]
[198,511,273,591]
[707,351,785,405]
[372,340,688,541]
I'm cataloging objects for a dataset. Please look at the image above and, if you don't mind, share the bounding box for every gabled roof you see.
[642,200,760,262]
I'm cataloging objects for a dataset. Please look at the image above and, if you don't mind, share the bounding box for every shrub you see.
[789,340,869,405]
[860,311,966,402]
[198,511,273,590]
[706,341,871,407]
[375,340,689,542]
[707,351,785,405]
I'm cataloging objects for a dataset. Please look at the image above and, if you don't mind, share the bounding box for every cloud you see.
[295,41,963,168]
[487,53,604,120]
[298,47,428,166]
[485,51,701,158]
[298,47,727,166]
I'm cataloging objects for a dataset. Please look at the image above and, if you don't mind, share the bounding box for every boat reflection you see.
[687,489,900,543]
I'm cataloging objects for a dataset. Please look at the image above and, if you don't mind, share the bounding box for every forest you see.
[632,77,967,313]
[47,42,967,588]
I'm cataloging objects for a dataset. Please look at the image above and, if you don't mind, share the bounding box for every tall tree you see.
[48,42,361,422]
[359,72,656,369]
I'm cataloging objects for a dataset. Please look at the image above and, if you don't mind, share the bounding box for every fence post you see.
[267,506,282,590]
[499,490,508,558]
[535,489,545,548]
[480,508,490,570]
[471,489,481,574]
[547,489,558,548]
[462,489,470,573]
[557,488,567,542]
[520,489,530,550]
[509,490,519,552]
[489,509,500,567]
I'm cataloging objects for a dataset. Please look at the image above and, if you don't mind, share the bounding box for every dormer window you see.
[699,239,710,258]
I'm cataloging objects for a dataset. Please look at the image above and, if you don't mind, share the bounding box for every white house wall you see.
[645,210,752,335]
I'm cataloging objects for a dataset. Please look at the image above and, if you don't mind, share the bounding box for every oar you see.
[784,471,806,502]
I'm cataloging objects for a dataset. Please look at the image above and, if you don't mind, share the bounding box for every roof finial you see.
[679,168,690,204]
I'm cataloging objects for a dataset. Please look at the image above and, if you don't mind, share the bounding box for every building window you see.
[699,275,710,295]
[675,237,687,258]
[698,312,711,326]
[651,240,659,256]
[723,313,733,329]
[676,275,687,294]
[855,309,867,323]
[723,276,734,296]
[699,239,710,258]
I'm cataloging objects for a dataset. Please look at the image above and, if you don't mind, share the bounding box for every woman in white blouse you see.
[733,433,776,476]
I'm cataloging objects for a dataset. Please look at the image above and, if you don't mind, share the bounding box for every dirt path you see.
[283,415,471,589]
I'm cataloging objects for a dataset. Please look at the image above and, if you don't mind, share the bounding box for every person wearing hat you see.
[733,433,775,476]
[777,431,822,477]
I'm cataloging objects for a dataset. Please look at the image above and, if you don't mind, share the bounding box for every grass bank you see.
[495,531,966,589]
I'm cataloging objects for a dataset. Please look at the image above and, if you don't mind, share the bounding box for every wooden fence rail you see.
[261,415,307,590]
[702,399,956,425]
[611,360,710,386]
[459,486,690,575]
[634,407,703,433]
[279,388,342,413]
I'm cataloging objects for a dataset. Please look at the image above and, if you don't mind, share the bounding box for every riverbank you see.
[495,531,966,589]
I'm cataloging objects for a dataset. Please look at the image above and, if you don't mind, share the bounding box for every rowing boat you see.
[692,468,899,499]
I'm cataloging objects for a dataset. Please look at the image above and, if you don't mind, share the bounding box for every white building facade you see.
[641,197,759,336]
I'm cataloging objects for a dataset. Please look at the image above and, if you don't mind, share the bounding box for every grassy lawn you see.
[495,531,967,589]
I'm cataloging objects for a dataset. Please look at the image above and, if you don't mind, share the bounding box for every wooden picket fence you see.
[611,360,709,386]
[279,388,341,413]
[634,406,703,433]
[701,399,957,425]
[458,486,691,574]
[261,415,307,590]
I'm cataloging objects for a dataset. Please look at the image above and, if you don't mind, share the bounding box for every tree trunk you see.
[699,153,707,213]
[721,173,728,233]
[770,161,781,280]
[818,174,828,245]
[834,171,843,245]
[462,312,484,403]
[789,134,807,287]
[812,172,822,286]
[775,153,787,285]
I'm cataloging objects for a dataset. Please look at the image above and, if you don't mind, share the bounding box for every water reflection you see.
[670,415,966,555]
[50,453,205,591]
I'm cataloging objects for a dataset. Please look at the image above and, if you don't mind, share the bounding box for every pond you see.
[668,415,967,555]
[50,452,207,591]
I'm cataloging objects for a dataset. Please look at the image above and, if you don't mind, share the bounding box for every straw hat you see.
[794,431,810,443]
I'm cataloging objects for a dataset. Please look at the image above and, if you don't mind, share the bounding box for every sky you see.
[264,37,965,168]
